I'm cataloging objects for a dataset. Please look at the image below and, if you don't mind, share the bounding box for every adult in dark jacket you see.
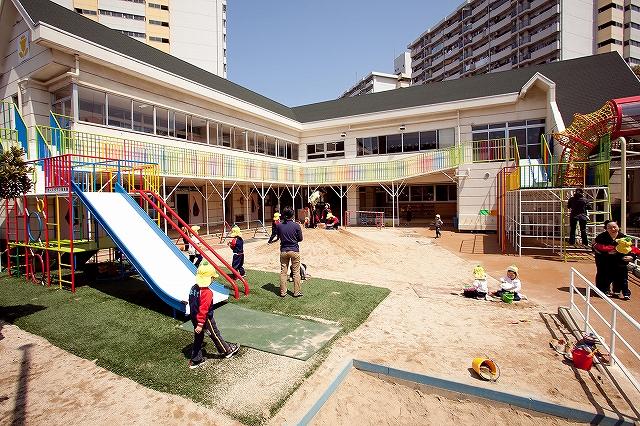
[567,188,590,246]
[276,206,303,297]
[592,221,635,300]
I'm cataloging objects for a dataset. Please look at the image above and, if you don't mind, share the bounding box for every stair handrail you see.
[135,189,249,297]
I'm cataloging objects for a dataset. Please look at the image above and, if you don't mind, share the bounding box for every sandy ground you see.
[261,227,640,424]
[311,369,584,426]
[1,226,639,425]
[0,322,240,426]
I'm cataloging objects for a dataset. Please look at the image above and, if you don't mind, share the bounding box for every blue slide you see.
[72,182,228,314]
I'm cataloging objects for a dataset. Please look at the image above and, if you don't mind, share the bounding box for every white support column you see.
[330,184,354,224]
[286,184,301,219]
[620,137,627,233]
[205,182,210,235]
[252,182,273,227]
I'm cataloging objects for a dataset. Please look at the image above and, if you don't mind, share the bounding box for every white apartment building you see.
[409,0,640,85]
[340,52,412,98]
[50,0,227,77]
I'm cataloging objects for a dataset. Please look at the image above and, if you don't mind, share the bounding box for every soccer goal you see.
[345,210,384,228]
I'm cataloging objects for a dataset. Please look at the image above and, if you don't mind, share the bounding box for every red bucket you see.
[571,348,593,371]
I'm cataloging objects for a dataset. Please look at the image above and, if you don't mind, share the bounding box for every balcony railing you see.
[35,126,517,186]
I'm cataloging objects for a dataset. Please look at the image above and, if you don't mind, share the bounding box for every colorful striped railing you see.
[1,102,28,154]
[35,126,515,185]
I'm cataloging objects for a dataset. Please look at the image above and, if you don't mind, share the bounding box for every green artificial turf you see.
[0,269,389,420]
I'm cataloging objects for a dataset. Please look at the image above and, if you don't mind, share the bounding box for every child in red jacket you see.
[187,260,239,368]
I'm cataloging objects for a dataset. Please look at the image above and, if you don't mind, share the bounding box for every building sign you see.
[17,31,30,64]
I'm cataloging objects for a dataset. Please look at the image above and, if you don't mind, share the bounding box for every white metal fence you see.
[569,267,640,392]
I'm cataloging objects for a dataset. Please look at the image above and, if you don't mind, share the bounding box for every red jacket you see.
[188,285,214,327]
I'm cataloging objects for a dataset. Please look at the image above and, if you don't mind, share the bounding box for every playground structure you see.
[498,96,640,258]
[4,150,249,314]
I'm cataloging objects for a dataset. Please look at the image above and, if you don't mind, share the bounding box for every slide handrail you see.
[135,189,249,298]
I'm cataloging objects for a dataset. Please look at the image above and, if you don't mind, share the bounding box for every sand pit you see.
[310,369,584,426]
[265,226,640,424]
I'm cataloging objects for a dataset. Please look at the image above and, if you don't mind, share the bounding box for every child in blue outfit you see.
[188,261,239,368]
[228,225,246,277]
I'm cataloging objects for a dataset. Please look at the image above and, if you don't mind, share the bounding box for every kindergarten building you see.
[2,0,640,243]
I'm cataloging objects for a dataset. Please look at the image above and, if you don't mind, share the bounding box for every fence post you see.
[585,286,591,334]
[570,270,575,309]
[610,310,617,366]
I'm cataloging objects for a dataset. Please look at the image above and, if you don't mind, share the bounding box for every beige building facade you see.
[2,0,639,232]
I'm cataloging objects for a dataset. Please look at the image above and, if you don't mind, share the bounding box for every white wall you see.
[561,0,595,59]
[457,162,507,231]
[170,0,225,76]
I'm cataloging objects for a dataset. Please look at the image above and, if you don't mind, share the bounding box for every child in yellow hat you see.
[268,211,281,244]
[463,265,488,299]
[325,212,340,230]
[187,225,203,267]
[227,225,245,277]
[187,260,239,368]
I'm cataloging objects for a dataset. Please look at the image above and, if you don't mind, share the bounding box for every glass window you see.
[357,138,365,156]
[488,122,506,129]
[420,131,437,150]
[326,141,345,158]
[386,134,402,153]
[256,134,265,153]
[208,121,218,145]
[377,136,386,154]
[107,93,131,129]
[174,112,187,139]
[438,128,455,148]
[247,132,256,152]
[448,185,457,200]
[471,124,488,131]
[508,128,526,146]
[266,136,276,156]
[399,187,410,202]
[191,116,207,143]
[526,126,544,158]
[436,185,450,201]
[221,124,231,147]
[410,186,423,201]
[291,143,299,160]
[52,85,72,118]
[156,107,169,136]
[277,139,287,157]
[472,131,488,141]
[489,129,506,140]
[78,86,105,124]
[232,128,246,150]
[424,185,434,201]
[133,101,153,133]
[403,132,419,152]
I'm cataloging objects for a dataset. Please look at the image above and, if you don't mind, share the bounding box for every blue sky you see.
[227,1,455,107]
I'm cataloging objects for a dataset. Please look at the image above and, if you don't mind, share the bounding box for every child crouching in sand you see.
[464,265,488,299]
[494,265,522,301]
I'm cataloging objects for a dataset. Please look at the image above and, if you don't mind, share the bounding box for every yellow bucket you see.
[472,357,500,381]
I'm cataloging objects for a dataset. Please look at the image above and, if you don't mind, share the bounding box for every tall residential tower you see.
[409,0,638,85]
[51,0,227,77]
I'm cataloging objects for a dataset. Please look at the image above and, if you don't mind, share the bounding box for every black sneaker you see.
[188,358,207,369]
[293,293,303,298]
[623,294,631,300]
[224,343,240,359]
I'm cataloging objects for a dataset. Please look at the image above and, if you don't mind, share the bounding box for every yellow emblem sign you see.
[18,32,30,62]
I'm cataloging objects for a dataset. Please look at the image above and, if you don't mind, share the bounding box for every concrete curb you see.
[295,358,636,426]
